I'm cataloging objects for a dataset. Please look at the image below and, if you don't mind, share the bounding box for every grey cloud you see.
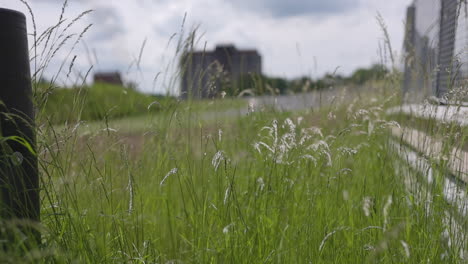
[29,0,90,2]
[89,6,125,42]
[154,15,184,38]
[30,0,94,2]
[229,0,361,18]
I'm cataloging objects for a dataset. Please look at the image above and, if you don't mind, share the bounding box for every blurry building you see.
[403,0,468,103]
[180,44,262,98]
[94,71,123,86]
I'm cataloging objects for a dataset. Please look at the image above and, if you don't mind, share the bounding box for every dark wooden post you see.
[0,8,39,231]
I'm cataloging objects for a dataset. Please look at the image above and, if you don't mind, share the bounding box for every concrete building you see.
[94,71,123,86]
[180,44,262,98]
[403,0,468,103]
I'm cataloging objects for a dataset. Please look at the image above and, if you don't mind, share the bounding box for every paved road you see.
[246,86,364,112]
[201,85,376,122]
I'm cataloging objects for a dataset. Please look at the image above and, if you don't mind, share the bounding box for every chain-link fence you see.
[403,0,468,103]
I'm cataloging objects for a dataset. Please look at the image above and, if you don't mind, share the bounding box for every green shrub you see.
[38,82,174,124]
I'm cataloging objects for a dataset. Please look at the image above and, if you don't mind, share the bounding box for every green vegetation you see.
[35,82,173,124]
[4,81,468,262]
[224,64,390,96]
[36,81,247,125]
[348,64,388,85]
[2,3,466,262]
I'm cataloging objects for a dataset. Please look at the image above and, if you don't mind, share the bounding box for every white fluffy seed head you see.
[308,140,330,152]
[297,116,304,125]
[300,154,317,166]
[400,240,410,258]
[223,223,234,234]
[284,118,296,134]
[248,102,255,114]
[223,186,230,205]
[256,141,274,153]
[342,190,349,201]
[272,120,278,146]
[253,142,261,154]
[368,121,374,136]
[363,196,373,217]
[160,168,178,186]
[383,195,393,230]
[212,151,225,171]
[354,109,370,119]
[257,177,265,191]
[218,129,223,142]
[308,127,323,138]
[324,152,332,167]
[337,147,358,156]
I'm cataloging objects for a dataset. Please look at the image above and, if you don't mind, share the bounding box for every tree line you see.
[222,64,389,96]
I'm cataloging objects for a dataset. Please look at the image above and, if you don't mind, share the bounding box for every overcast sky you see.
[0,0,411,94]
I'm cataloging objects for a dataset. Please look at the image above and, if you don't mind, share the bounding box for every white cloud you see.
[228,0,361,18]
[0,0,411,94]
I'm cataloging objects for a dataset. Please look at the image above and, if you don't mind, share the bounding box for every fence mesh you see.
[403,0,468,103]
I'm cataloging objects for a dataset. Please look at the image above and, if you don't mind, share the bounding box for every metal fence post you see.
[0,8,39,228]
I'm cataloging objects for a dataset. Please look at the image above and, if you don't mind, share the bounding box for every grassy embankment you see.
[37,82,246,127]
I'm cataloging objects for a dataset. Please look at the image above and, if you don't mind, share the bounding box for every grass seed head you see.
[160,168,178,186]
[212,151,225,171]
[363,196,374,217]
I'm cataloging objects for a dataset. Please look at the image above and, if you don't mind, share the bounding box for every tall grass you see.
[1,1,467,263]
[26,90,467,263]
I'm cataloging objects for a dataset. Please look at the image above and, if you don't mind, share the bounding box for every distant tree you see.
[264,76,288,94]
[348,64,388,84]
[231,73,286,96]
[225,64,388,97]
